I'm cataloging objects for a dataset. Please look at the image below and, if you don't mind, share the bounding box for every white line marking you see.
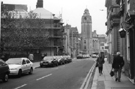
[84,63,96,89]
[14,84,27,89]
[80,62,96,89]
[36,74,52,81]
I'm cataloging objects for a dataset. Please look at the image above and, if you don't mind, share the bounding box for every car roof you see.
[0,59,4,61]
[8,57,27,60]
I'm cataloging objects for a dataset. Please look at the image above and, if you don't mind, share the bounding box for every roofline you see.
[3,3,27,6]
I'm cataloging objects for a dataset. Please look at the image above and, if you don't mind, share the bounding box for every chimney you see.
[36,0,43,8]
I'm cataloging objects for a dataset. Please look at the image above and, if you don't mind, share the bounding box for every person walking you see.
[29,53,34,62]
[96,52,105,75]
[112,52,124,82]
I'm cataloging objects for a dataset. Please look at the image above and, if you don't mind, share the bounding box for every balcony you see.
[111,0,120,8]
[49,33,64,39]
[127,0,135,17]
[110,7,120,20]
[110,18,120,27]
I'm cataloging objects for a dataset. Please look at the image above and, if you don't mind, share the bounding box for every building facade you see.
[70,27,79,58]
[64,24,79,58]
[1,0,64,60]
[105,0,135,82]
[92,30,100,54]
[81,9,93,55]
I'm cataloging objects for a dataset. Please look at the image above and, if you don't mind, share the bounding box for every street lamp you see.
[119,28,126,38]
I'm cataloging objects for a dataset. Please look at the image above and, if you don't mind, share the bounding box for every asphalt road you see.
[0,58,95,89]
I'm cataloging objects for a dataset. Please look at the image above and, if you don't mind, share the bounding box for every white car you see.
[6,58,34,77]
[91,54,97,58]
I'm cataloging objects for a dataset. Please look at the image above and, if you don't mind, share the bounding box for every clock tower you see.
[81,9,92,55]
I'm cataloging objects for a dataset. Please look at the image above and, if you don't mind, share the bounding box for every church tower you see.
[81,9,92,55]
[36,0,43,8]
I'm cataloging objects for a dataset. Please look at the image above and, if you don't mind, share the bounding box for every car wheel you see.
[40,65,43,67]
[2,73,8,82]
[29,68,33,74]
[18,70,22,77]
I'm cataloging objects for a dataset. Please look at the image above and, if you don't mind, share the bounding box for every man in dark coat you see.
[112,52,124,82]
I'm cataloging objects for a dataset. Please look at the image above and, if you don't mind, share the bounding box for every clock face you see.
[84,17,87,20]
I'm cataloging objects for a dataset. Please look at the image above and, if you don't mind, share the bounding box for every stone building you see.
[64,24,79,58]
[81,9,93,55]
[92,30,100,54]
[105,0,135,82]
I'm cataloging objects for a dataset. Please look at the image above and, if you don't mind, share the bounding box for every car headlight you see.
[10,68,18,70]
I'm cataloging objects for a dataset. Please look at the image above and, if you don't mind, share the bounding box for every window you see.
[84,46,86,50]
[0,61,3,65]
[26,59,30,64]
[84,40,86,43]
[0,60,5,66]
[84,17,87,20]
[22,60,26,64]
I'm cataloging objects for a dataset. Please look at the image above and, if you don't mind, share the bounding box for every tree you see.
[1,4,49,53]
[27,11,38,19]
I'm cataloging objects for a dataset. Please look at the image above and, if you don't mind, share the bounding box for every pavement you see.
[33,61,40,69]
[91,60,135,89]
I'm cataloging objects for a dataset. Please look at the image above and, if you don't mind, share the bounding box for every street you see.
[0,58,95,89]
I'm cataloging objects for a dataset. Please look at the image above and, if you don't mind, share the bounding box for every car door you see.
[25,58,31,72]
[0,60,8,78]
[0,60,4,78]
[21,59,27,73]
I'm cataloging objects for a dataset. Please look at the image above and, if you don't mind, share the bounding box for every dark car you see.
[40,56,58,67]
[0,59,10,82]
[54,56,64,65]
[64,55,72,63]
[77,54,83,59]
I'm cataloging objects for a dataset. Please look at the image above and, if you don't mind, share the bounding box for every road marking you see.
[36,74,52,81]
[14,84,27,89]
[80,62,96,89]
[84,63,96,89]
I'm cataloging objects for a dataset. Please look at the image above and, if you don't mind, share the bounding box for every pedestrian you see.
[96,52,105,75]
[112,52,124,82]
[29,53,34,62]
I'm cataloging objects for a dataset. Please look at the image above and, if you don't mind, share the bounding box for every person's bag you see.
[102,59,105,64]
[96,62,98,67]
[110,69,114,77]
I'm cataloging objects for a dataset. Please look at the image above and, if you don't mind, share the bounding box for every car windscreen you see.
[6,58,22,65]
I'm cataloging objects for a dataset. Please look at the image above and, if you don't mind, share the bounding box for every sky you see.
[2,0,107,34]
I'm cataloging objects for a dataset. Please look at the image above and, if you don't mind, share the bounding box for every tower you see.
[81,9,92,55]
[36,0,43,8]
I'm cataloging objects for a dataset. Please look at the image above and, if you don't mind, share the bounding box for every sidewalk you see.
[33,62,40,69]
[91,61,135,89]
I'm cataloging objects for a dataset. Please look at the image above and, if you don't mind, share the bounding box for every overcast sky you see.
[2,0,107,34]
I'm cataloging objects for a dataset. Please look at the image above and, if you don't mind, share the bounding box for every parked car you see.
[91,54,97,58]
[0,59,10,82]
[77,54,83,59]
[54,56,64,65]
[6,58,34,77]
[64,55,72,63]
[82,54,90,58]
[62,55,68,63]
[40,56,58,67]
